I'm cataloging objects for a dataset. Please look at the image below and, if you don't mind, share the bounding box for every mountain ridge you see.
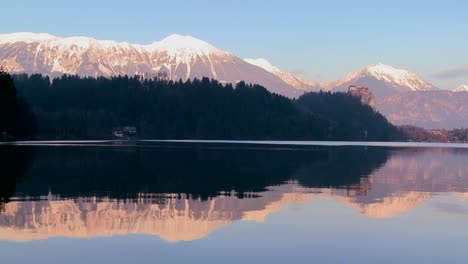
[244,58,319,91]
[454,84,468,92]
[1,32,441,98]
[2,32,466,129]
[0,32,303,97]
[243,58,438,98]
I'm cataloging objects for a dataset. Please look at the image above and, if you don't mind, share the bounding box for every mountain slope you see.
[244,58,319,91]
[0,32,302,97]
[454,84,468,92]
[325,63,467,128]
[380,90,468,129]
[329,63,437,100]
[2,32,464,129]
[243,59,439,100]
[0,32,439,99]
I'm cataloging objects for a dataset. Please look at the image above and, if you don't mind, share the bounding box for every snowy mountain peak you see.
[0,32,134,50]
[366,62,397,72]
[365,63,412,78]
[454,84,468,92]
[0,32,303,97]
[244,58,281,74]
[147,34,220,55]
[337,62,436,92]
[0,32,59,44]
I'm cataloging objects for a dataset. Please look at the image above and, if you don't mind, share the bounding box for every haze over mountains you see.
[0,32,466,128]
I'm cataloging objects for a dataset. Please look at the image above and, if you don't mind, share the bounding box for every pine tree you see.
[0,68,18,139]
[0,68,37,140]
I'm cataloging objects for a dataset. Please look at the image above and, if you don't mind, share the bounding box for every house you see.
[112,126,137,139]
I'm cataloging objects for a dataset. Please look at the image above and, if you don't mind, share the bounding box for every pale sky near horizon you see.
[2,0,467,89]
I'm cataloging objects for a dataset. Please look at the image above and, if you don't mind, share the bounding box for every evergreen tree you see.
[0,69,37,140]
[0,68,17,138]
[11,74,403,141]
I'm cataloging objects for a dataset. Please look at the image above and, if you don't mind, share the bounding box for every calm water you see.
[1,141,468,263]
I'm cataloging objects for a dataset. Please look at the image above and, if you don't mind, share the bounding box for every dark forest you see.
[4,71,404,141]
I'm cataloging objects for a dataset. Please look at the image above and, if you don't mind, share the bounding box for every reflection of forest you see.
[314,148,468,218]
[0,144,467,242]
[0,143,390,200]
[0,146,33,211]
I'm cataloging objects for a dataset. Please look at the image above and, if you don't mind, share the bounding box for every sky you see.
[2,0,468,89]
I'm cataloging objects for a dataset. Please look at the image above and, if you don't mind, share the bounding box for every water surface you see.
[0,141,467,263]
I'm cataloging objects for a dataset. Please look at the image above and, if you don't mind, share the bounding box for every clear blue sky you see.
[2,0,468,89]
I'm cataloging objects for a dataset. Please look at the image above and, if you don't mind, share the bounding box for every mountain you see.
[243,59,439,100]
[1,32,464,128]
[454,84,468,92]
[322,63,467,128]
[0,32,439,100]
[244,58,319,91]
[380,90,468,129]
[328,63,437,100]
[0,32,303,97]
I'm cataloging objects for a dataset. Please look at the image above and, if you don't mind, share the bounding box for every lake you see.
[1,141,468,263]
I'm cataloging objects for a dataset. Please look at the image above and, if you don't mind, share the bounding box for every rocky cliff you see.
[348,85,377,110]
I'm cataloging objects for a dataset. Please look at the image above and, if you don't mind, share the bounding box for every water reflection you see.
[0,184,311,242]
[0,143,467,242]
[325,148,468,218]
[0,146,34,209]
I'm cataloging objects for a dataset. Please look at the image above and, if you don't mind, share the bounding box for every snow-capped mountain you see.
[0,32,440,100]
[0,32,303,97]
[454,84,468,92]
[244,58,319,91]
[242,59,437,99]
[328,63,437,100]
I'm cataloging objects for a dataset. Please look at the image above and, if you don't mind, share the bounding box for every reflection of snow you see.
[0,184,312,242]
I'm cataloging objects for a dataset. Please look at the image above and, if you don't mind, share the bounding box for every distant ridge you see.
[243,58,437,99]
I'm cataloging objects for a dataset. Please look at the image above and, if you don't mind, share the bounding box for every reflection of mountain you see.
[1,143,468,241]
[316,148,468,218]
[0,184,311,242]
[328,190,431,218]
[0,143,390,242]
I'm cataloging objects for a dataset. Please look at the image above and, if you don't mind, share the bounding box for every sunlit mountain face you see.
[0,33,302,98]
[2,33,467,129]
[0,142,468,242]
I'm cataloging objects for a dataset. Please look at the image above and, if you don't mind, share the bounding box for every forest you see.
[399,125,468,143]
[4,71,404,141]
[0,70,36,140]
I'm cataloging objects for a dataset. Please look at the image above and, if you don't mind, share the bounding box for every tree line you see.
[399,125,468,143]
[5,71,404,141]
